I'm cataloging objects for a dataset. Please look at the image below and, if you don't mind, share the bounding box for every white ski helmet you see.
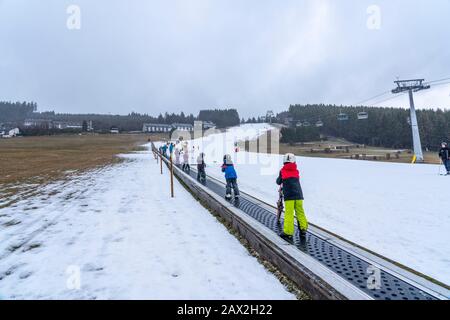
[283,153,296,164]
[442,142,448,147]
[224,154,233,164]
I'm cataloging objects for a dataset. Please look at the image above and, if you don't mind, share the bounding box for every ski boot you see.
[299,229,307,239]
[225,193,232,200]
[297,225,307,239]
[279,232,293,242]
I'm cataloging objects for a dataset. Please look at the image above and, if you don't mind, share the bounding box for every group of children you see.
[160,140,308,240]
[161,141,195,173]
[165,143,309,240]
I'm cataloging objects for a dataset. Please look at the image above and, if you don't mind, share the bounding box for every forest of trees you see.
[198,109,240,128]
[0,102,242,133]
[280,104,450,150]
[280,126,321,144]
[0,101,37,123]
[242,116,267,124]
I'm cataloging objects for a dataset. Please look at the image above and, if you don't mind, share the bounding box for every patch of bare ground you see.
[239,129,441,164]
[0,133,168,205]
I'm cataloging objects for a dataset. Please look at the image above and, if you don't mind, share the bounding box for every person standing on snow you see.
[169,143,174,157]
[175,149,181,165]
[161,144,168,158]
[197,152,206,182]
[191,145,196,162]
[276,153,308,240]
[221,154,240,200]
[438,142,450,175]
[182,148,190,172]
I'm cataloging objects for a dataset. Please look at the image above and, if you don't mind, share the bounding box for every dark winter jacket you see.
[276,163,304,201]
[197,160,206,172]
[439,147,450,161]
[221,164,237,180]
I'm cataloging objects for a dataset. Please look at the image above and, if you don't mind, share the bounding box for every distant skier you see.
[438,142,450,175]
[191,146,196,162]
[175,149,181,165]
[197,152,206,182]
[161,144,168,157]
[182,149,190,172]
[221,154,240,200]
[276,153,309,240]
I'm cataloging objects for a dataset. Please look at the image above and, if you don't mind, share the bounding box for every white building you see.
[53,121,82,130]
[1,128,20,138]
[172,123,194,132]
[142,123,172,133]
[110,126,120,134]
[23,119,53,128]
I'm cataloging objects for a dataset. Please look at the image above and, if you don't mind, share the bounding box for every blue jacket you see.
[161,145,168,156]
[221,164,237,179]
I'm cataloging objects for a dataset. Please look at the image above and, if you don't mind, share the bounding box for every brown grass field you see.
[239,130,441,165]
[278,142,441,164]
[0,133,167,195]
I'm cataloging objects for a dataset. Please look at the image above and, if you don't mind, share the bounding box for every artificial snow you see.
[0,150,295,300]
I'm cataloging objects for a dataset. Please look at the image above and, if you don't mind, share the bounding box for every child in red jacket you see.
[276,153,308,240]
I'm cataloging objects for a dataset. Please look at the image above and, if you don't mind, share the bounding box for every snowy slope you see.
[0,149,294,300]
[179,124,450,285]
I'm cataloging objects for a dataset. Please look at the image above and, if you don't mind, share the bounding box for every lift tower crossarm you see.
[392,79,431,94]
[391,79,430,163]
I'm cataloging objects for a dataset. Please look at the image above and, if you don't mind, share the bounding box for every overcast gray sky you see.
[1,0,449,118]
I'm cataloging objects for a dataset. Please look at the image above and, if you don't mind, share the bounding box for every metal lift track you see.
[156,149,448,300]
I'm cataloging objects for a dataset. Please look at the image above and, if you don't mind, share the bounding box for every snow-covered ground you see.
[0,149,295,299]
[176,124,450,285]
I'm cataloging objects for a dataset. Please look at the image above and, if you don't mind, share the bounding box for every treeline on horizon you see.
[2,101,449,149]
[198,109,240,128]
[280,104,450,150]
[0,101,38,122]
[0,102,240,132]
